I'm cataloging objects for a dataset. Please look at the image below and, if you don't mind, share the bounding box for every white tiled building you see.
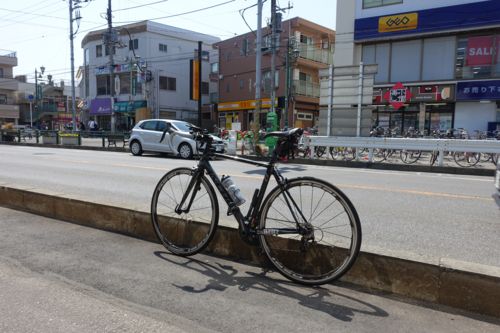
[333,0,500,135]
[81,21,219,130]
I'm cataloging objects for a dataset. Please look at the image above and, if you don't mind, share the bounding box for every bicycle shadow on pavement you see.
[154,251,388,322]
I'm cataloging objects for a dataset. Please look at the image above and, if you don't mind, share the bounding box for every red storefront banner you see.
[466,36,495,66]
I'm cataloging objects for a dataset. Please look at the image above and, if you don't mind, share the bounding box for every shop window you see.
[363,0,402,9]
[455,35,500,79]
[159,76,176,91]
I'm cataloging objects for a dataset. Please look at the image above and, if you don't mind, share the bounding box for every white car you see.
[129,119,224,159]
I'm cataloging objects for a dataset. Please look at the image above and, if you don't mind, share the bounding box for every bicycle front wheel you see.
[151,167,219,256]
[259,177,361,285]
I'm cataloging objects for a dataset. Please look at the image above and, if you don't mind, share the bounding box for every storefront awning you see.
[113,100,147,113]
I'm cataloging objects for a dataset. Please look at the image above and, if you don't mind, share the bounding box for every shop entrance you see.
[373,105,419,135]
[424,104,454,134]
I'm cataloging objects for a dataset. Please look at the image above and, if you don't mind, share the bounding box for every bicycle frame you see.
[175,145,308,238]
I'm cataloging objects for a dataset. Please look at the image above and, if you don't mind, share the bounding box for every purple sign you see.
[456,80,500,101]
[90,98,112,115]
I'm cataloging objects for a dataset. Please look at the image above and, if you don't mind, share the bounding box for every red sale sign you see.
[466,36,495,66]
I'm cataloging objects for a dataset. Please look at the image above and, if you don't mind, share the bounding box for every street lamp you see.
[33,66,45,128]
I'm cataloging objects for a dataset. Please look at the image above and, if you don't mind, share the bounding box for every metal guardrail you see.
[309,136,500,166]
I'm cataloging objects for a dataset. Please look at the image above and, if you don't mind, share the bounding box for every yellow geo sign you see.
[379,13,418,33]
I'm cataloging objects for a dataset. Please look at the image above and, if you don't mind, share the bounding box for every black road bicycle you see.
[151,126,362,285]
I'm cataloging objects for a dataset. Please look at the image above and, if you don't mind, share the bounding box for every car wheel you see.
[178,142,193,159]
[130,140,143,156]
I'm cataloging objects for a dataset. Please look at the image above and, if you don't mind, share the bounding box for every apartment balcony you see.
[0,104,20,119]
[0,50,17,67]
[292,80,320,98]
[0,77,18,90]
[296,43,333,68]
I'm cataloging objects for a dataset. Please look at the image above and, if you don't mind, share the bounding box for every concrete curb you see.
[1,185,499,318]
[0,141,495,177]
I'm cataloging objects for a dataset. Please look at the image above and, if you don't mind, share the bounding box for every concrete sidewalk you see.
[1,206,500,332]
[1,184,499,318]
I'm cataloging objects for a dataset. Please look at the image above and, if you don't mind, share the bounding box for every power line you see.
[113,0,237,24]
[114,0,170,12]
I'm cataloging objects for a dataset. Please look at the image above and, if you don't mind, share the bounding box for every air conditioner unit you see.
[219,74,224,80]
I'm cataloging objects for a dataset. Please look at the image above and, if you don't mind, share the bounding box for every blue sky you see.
[0,0,337,85]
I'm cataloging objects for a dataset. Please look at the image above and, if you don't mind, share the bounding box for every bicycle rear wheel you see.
[258,177,361,285]
[151,167,219,256]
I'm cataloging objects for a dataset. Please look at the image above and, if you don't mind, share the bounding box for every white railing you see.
[308,136,500,166]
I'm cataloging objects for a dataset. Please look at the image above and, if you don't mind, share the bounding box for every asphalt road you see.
[1,145,499,267]
[1,207,499,332]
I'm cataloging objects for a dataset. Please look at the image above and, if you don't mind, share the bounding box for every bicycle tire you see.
[258,177,362,285]
[315,146,326,158]
[400,150,422,164]
[151,167,219,256]
[453,152,480,167]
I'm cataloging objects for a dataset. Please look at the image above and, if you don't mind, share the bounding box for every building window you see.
[0,94,7,104]
[241,38,249,56]
[105,45,115,56]
[159,76,176,91]
[363,0,402,9]
[129,39,139,50]
[299,72,311,82]
[210,92,218,103]
[0,68,3,78]
[455,34,500,80]
[239,79,244,89]
[297,113,313,120]
[300,34,313,45]
[96,75,111,95]
[96,45,103,57]
[159,43,168,52]
[201,82,209,95]
[210,62,219,73]
[226,82,230,93]
[225,51,232,62]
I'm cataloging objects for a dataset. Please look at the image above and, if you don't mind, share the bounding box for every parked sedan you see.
[129,119,224,159]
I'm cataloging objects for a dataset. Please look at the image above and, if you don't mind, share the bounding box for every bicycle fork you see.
[174,169,203,215]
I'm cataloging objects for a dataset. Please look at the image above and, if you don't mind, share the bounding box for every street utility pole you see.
[106,0,116,132]
[197,41,202,127]
[68,1,90,132]
[270,0,278,115]
[253,0,263,140]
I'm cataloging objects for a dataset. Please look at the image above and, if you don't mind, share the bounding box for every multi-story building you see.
[81,21,219,131]
[214,17,334,131]
[0,50,19,125]
[333,0,500,135]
